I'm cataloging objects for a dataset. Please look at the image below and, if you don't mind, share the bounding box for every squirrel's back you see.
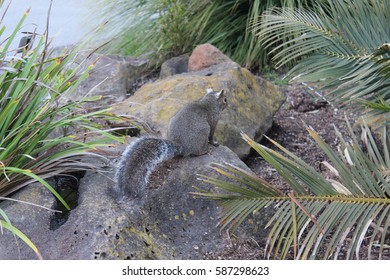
[168,89,227,156]
[168,104,210,156]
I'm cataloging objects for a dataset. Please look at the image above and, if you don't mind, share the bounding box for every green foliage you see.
[185,0,269,68]
[87,0,323,68]
[196,125,390,259]
[87,0,158,57]
[254,0,390,115]
[157,0,189,56]
[263,70,289,86]
[0,213,42,259]
[0,6,124,258]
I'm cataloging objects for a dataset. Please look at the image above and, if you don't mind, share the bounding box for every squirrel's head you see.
[206,88,227,111]
[212,88,227,111]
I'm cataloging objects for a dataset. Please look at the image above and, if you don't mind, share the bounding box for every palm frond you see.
[195,123,390,259]
[253,0,390,111]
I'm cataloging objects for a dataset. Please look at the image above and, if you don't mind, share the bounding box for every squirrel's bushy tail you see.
[115,137,183,199]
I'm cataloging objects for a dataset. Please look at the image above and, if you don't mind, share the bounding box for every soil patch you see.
[246,82,357,193]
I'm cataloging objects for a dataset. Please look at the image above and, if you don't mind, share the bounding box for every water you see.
[1,0,90,49]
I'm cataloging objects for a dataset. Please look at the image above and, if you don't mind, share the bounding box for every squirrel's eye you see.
[224,98,227,103]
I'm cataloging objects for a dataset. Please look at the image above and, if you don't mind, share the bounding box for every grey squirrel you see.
[115,88,227,199]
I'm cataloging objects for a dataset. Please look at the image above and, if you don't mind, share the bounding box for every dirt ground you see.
[246,81,357,193]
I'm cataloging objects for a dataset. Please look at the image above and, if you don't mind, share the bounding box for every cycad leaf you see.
[254,0,390,117]
[197,127,390,259]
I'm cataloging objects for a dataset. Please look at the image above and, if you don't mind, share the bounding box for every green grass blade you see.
[0,219,42,259]
[3,167,69,210]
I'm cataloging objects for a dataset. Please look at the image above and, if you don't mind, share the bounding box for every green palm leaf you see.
[195,124,390,259]
[253,0,390,113]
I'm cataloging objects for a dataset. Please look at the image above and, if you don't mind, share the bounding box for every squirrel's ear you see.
[216,89,225,98]
[206,88,213,94]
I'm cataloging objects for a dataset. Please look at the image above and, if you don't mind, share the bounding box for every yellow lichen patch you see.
[113,225,166,259]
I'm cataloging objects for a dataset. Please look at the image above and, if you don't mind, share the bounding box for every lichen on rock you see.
[112,61,285,158]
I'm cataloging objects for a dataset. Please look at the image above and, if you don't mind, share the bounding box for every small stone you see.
[188,44,232,72]
[160,54,189,79]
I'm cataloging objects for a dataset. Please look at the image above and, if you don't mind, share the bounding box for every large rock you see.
[0,184,55,260]
[76,53,149,100]
[111,62,285,158]
[0,144,272,260]
[52,48,149,104]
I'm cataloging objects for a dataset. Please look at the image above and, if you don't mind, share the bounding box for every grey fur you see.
[115,137,183,198]
[168,89,227,155]
[116,89,227,199]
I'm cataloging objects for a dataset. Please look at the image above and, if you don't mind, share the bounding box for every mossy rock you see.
[112,62,285,158]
